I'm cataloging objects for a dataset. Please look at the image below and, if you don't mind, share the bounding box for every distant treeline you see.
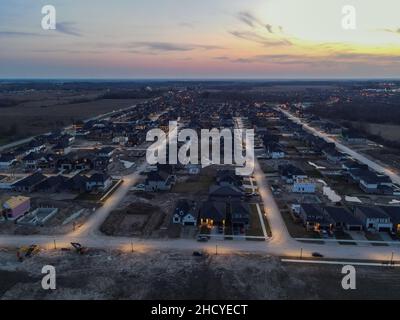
[307,102,400,125]
[101,89,162,99]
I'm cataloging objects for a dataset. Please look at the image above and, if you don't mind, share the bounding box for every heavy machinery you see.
[70,242,87,254]
[17,244,40,261]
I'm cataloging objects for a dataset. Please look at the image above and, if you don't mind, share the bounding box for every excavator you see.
[17,244,40,262]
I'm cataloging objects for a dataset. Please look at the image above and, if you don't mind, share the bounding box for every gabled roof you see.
[323,206,361,225]
[35,175,68,190]
[378,206,400,224]
[209,185,243,198]
[89,172,111,183]
[230,201,250,220]
[147,170,170,182]
[355,206,389,219]
[199,201,226,221]
[22,152,47,161]
[13,172,47,188]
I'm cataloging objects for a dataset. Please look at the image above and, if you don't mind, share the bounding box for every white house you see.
[172,199,197,226]
[354,206,392,232]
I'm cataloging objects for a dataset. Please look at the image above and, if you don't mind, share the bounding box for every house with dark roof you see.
[35,175,68,192]
[199,201,227,227]
[378,206,400,233]
[58,174,89,193]
[172,199,197,226]
[230,201,250,231]
[322,206,362,231]
[86,173,112,191]
[323,149,345,164]
[299,203,332,231]
[349,168,393,194]
[279,164,307,183]
[96,147,115,158]
[53,140,72,155]
[22,153,54,170]
[265,142,285,159]
[145,169,175,191]
[354,206,392,232]
[13,172,47,192]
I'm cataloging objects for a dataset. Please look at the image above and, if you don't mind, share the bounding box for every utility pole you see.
[53,239,57,250]
[300,248,303,260]
[131,241,134,253]
[390,251,394,266]
[215,245,218,255]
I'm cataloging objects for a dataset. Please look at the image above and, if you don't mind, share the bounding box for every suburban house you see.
[292,178,316,193]
[265,142,285,159]
[279,164,307,183]
[96,147,115,158]
[230,201,250,232]
[22,153,54,170]
[145,169,175,191]
[322,206,362,231]
[172,199,197,226]
[342,159,368,171]
[378,206,400,233]
[198,200,226,227]
[53,140,72,155]
[86,173,113,192]
[0,153,17,169]
[58,174,89,193]
[354,206,392,232]
[1,196,31,220]
[35,175,69,192]
[323,149,345,164]
[299,203,331,231]
[13,172,47,192]
[348,168,393,194]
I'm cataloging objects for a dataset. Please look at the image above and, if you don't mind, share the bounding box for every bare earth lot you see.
[1,249,400,300]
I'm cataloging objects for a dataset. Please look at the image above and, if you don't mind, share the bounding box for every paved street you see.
[1,113,400,263]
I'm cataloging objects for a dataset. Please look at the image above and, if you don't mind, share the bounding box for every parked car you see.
[312,252,324,258]
[193,251,203,257]
[132,183,145,191]
[197,236,208,242]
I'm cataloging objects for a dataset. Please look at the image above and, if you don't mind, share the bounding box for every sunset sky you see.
[1,0,400,78]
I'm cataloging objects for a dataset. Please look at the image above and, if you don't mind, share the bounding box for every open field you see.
[0,98,144,143]
[2,249,400,299]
